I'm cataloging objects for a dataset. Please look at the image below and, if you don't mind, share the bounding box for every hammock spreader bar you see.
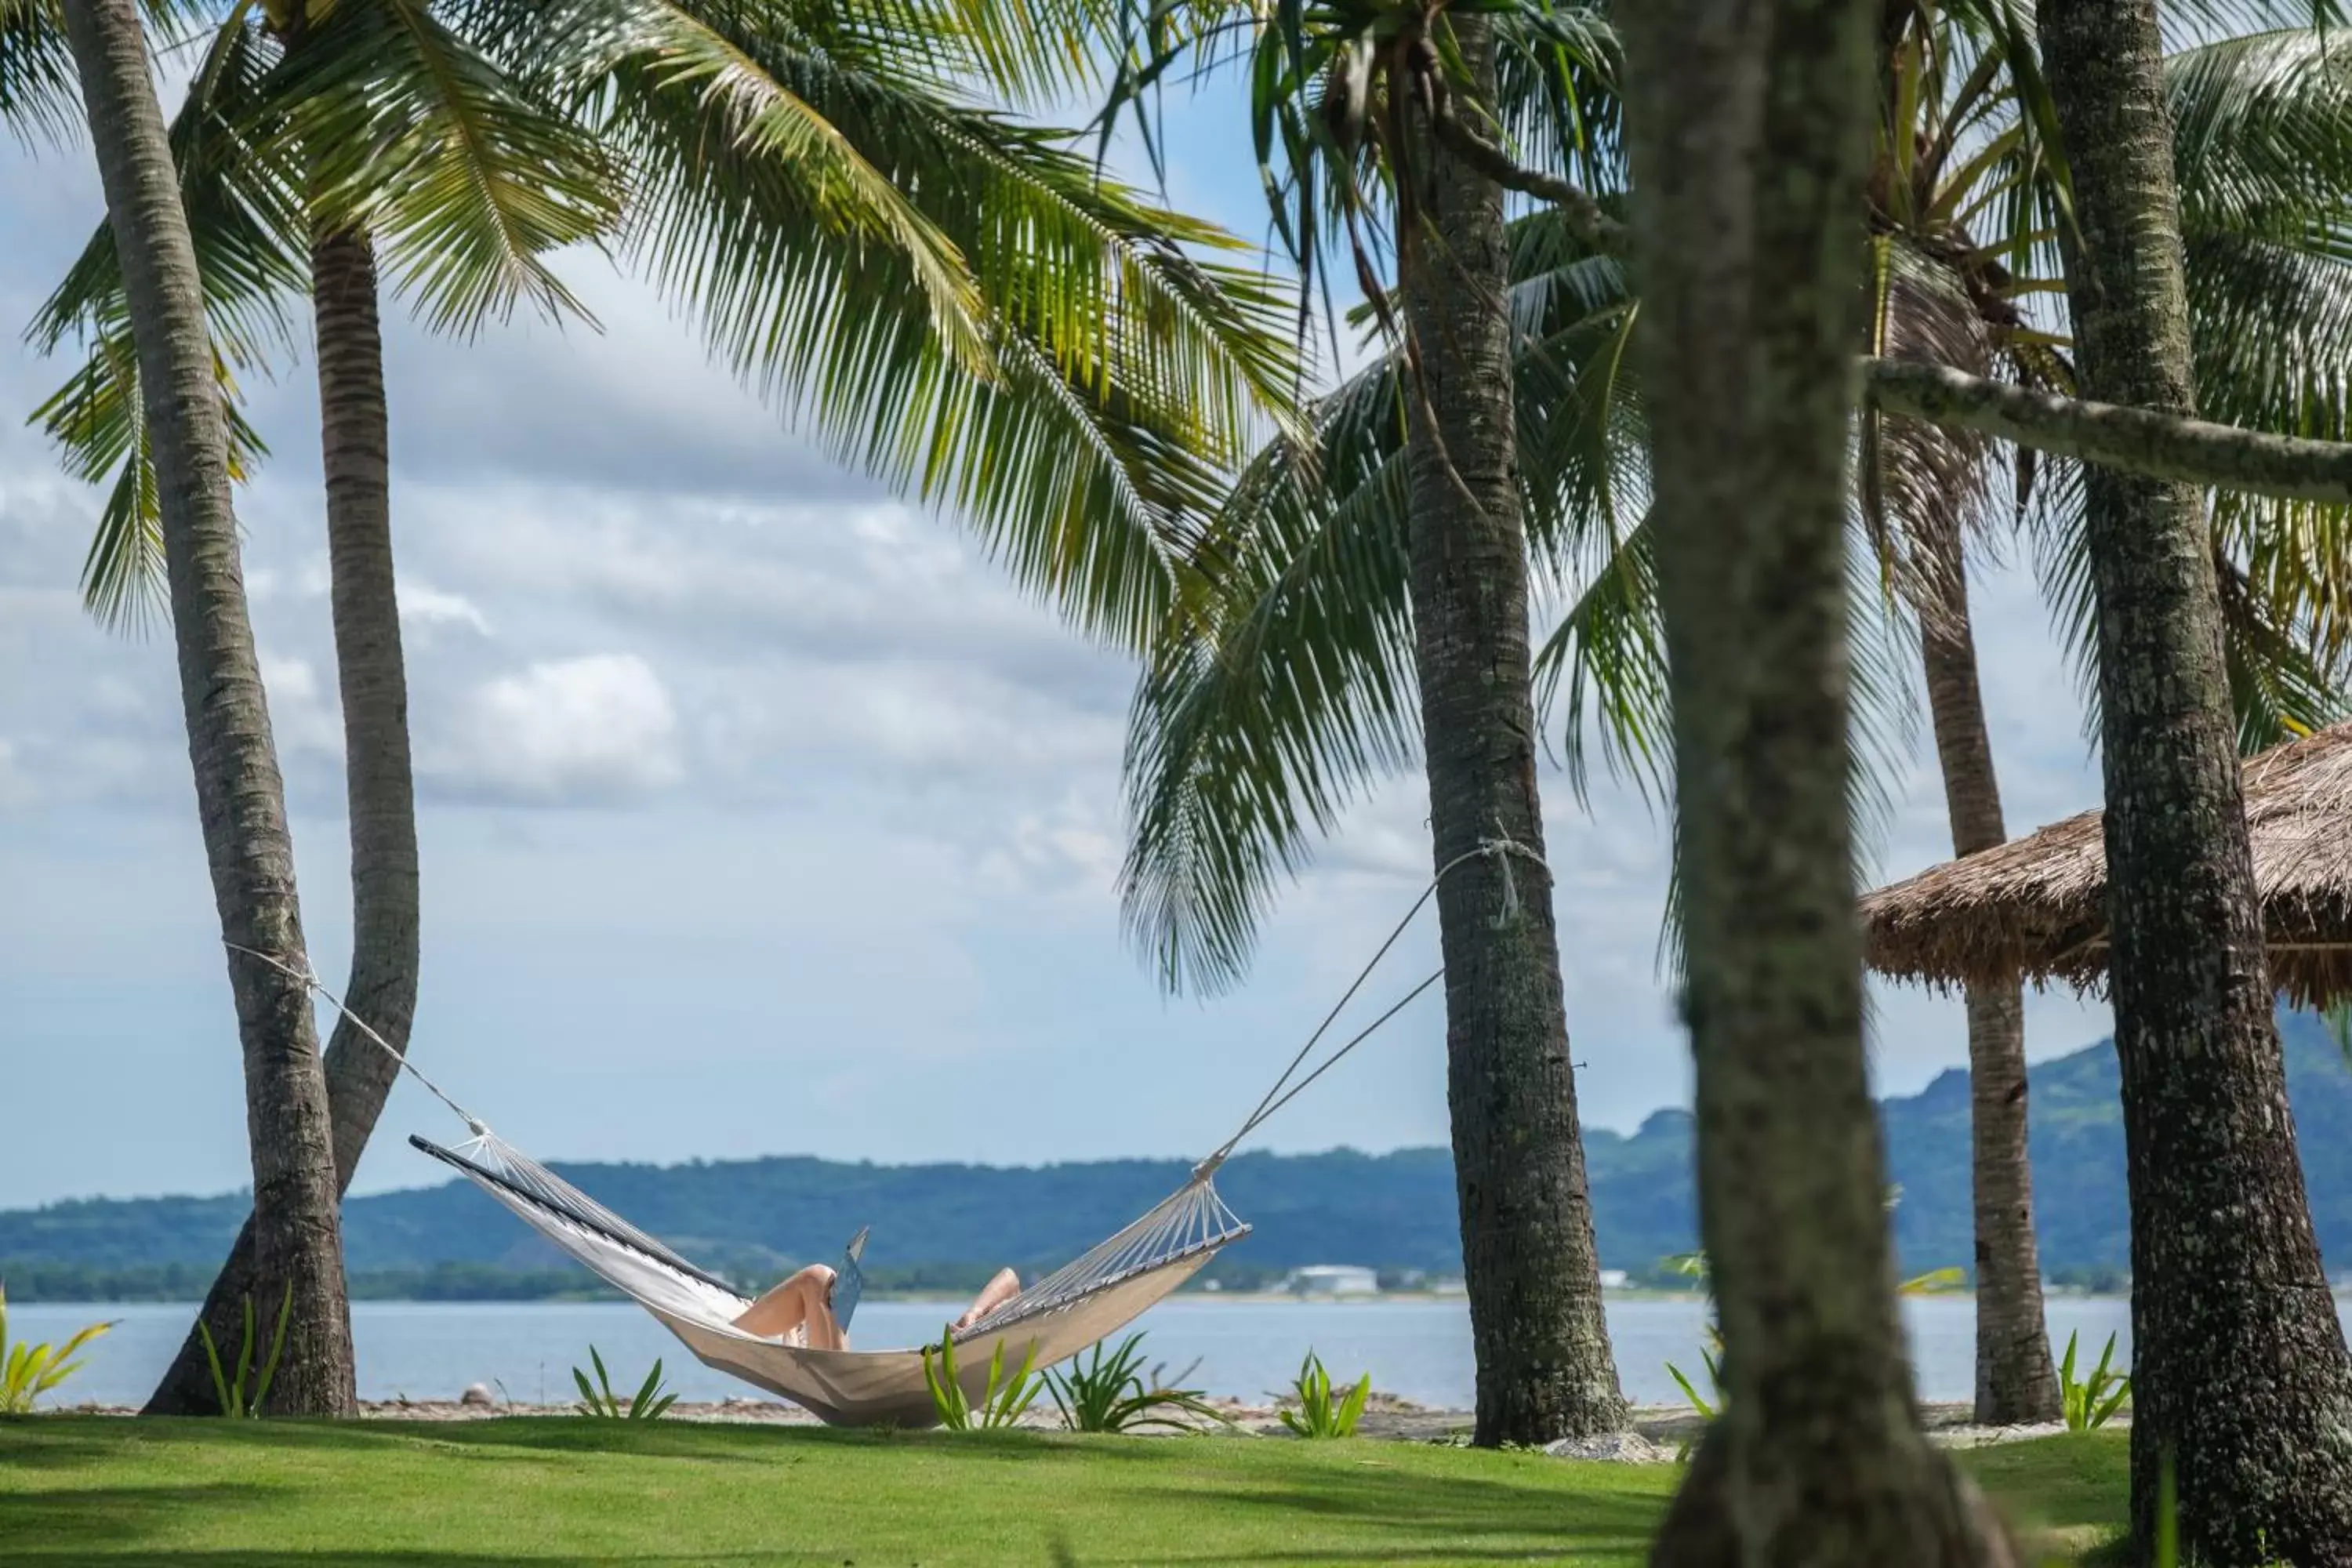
[408,1134,742,1298]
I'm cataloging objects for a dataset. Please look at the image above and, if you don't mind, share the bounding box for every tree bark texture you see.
[1864,357,2352,505]
[1401,14,1625,1447]
[2036,0,2352,1560]
[144,227,420,1416]
[60,0,356,1417]
[1621,0,2016,1557]
[1917,544,2060,1428]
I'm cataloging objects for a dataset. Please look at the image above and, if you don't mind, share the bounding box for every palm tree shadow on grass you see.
[1097,1468,1663,1564]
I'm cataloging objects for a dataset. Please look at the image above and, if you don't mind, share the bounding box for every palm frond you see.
[1860,240,1999,636]
[0,0,78,144]
[27,13,307,365]
[1120,360,1416,993]
[31,321,269,633]
[0,0,212,144]
[1123,202,1639,990]
[26,12,294,634]
[535,0,993,371]
[534,0,1300,644]
[268,0,621,334]
[1530,505,1670,807]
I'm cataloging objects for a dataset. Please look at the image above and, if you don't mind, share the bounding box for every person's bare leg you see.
[953,1269,1021,1332]
[735,1265,845,1348]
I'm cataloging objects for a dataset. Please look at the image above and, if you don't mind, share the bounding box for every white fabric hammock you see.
[409,1130,1248,1427]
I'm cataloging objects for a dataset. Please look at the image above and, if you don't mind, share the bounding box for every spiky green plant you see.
[923,1327,1045,1432]
[2057,1329,2132,1433]
[1277,1350,1370,1439]
[1044,1332,1226,1433]
[572,1346,677,1421]
[0,1283,116,1414]
[197,1284,294,1419]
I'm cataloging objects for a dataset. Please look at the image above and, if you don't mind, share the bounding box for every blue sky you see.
[0,66,2111,1210]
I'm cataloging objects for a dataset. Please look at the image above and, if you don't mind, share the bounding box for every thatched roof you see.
[1860,722,2352,1006]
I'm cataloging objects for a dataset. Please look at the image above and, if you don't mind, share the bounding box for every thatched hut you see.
[1860,722,2352,1006]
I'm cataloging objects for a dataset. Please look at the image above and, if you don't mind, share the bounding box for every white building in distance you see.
[1283,1265,1381,1297]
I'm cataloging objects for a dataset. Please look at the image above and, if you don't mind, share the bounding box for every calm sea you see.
[5,1295,2194,1410]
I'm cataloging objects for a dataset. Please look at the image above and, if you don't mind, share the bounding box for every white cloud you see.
[426,653,684,804]
[256,655,347,763]
[398,582,492,637]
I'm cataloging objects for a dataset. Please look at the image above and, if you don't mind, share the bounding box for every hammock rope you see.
[1192,825,1549,1174]
[224,829,1545,1423]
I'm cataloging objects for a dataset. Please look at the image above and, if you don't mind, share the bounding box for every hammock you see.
[406,1131,1247,1425]
[229,834,1538,1427]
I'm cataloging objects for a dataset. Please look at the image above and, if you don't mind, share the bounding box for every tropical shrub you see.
[198,1285,293,1418]
[924,1328,1044,1431]
[1664,1321,1724,1422]
[573,1347,677,1421]
[2059,1330,2132,1432]
[0,1283,114,1414]
[1044,1333,1225,1433]
[1279,1351,1370,1439]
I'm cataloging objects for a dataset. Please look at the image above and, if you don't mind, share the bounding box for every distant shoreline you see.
[5,1287,2160,1308]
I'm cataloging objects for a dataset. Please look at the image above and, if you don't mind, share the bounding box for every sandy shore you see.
[39,1394,2099,1460]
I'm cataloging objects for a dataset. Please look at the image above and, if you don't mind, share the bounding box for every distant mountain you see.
[7,1011,2350,1299]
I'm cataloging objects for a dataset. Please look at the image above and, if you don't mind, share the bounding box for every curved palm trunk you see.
[1624,0,2013,1555]
[2036,0,2352,1559]
[60,0,355,1417]
[144,227,421,1414]
[1400,16,1624,1447]
[1916,549,2059,1427]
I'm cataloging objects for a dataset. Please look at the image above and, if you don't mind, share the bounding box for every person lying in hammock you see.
[733,1263,1022,1349]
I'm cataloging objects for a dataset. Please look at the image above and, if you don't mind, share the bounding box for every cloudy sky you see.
[0,71,2112,1211]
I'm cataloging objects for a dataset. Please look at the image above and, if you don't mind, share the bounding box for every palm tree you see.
[1851,2,2352,1425]
[1621,0,2019,1548]
[1393,14,1624,1448]
[1112,0,1632,1443]
[17,0,1300,1409]
[50,0,357,1415]
[24,0,620,1411]
[1125,1,2352,1428]
[2036,0,2352,1556]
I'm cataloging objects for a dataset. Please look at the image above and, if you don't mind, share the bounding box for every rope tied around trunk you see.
[223,941,489,1138]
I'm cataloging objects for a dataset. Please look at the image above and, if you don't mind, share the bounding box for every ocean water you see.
[4,1294,2176,1411]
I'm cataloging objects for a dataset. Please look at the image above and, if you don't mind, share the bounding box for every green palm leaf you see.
[507,0,1301,643]
[31,323,270,633]
[1122,361,1418,993]
[1121,206,1633,991]
[0,0,78,143]
[0,0,212,143]
[2024,25,2352,744]
[266,0,621,334]
[27,11,289,633]
[528,0,993,372]
[28,10,307,365]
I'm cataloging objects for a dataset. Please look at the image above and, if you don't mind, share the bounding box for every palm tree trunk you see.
[1916,549,2060,1428]
[143,227,420,1415]
[1623,0,2013,1555]
[2035,0,2352,1559]
[60,0,355,1417]
[1399,16,1624,1448]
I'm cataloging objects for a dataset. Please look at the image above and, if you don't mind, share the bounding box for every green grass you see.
[0,1418,2126,1566]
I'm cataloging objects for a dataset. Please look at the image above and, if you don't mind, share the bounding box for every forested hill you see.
[8,1011,2350,1299]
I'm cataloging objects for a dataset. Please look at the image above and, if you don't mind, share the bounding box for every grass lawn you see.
[0,1418,2125,1566]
